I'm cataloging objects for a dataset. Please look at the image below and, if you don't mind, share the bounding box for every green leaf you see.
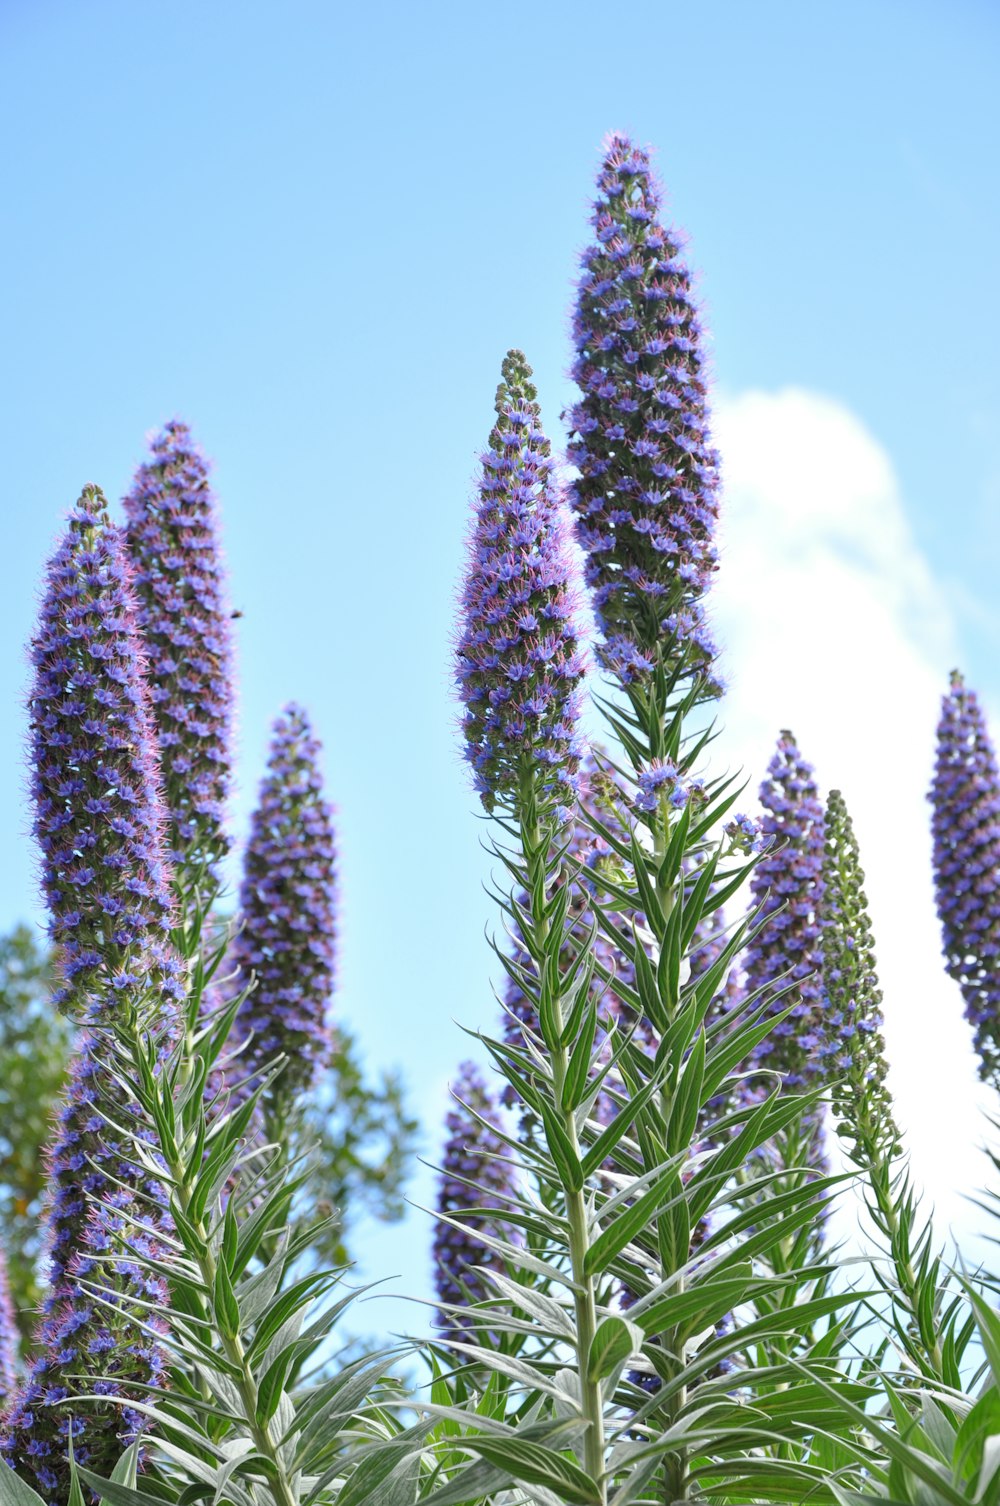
[0,1465,48,1506]
[75,1473,171,1506]
[583,1171,678,1277]
[562,1002,598,1113]
[212,1253,240,1339]
[110,1446,141,1489]
[666,1030,704,1155]
[587,1315,643,1383]
[462,1435,601,1505]
[540,1100,584,1193]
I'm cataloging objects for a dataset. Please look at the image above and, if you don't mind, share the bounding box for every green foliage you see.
[305,1027,420,1269]
[0,925,69,1345]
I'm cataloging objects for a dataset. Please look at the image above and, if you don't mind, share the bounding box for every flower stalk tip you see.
[456,350,587,819]
[568,137,721,690]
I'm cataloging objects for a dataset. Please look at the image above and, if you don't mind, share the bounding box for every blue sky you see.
[2,0,999,1330]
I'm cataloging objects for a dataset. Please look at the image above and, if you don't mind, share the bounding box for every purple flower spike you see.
[568,136,721,689]
[456,350,587,817]
[433,1061,519,1338]
[744,731,826,1090]
[124,420,234,880]
[228,705,336,1114]
[0,1246,15,1406]
[929,670,1000,1083]
[27,487,183,1022]
[1,1038,172,1499]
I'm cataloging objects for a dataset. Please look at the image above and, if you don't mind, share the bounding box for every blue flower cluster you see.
[929,671,1000,1083]
[456,350,586,816]
[227,704,337,1114]
[26,488,184,1023]
[124,420,234,878]
[568,136,721,689]
[7,491,181,1497]
[743,731,826,1090]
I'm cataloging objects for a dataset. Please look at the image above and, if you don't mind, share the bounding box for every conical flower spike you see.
[6,488,180,1494]
[568,136,721,689]
[123,420,234,884]
[744,730,826,1089]
[228,705,336,1121]
[26,486,183,1023]
[456,350,586,817]
[929,670,1000,1083]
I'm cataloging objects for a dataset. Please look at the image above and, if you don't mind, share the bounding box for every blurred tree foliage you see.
[0,922,418,1355]
[305,1026,421,1268]
[0,925,70,1349]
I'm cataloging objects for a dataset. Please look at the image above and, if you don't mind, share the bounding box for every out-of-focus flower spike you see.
[433,1061,519,1338]
[929,670,1000,1084]
[743,730,826,1090]
[568,136,721,691]
[822,789,898,1159]
[456,349,587,819]
[227,705,336,1119]
[1,1038,172,1497]
[0,1246,16,1407]
[27,486,183,1023]
[123,420,234,884]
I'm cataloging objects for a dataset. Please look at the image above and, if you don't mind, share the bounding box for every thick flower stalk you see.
[744,730,826,1090]
[929,670,1000,1085]
[227,704,336,1124]
[433,1061,519,1338]
[822,789,896,1157]
[5,487,180,1497]
[500,756,648,1116]
[567,135,721,689]
[823,788,945,1380]
[123,419,234,883]
[0,1248,15,1407]
[26,486,183,1023]
[456,349,586,817]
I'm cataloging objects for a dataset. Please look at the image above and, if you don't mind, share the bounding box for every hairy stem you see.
[524,813,607,1501]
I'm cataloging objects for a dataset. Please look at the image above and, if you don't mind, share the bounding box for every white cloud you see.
[710,387,992,1245]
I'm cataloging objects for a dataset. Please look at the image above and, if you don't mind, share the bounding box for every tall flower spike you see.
[227,705,336,1119]
[8,487,180,1494]
[743,731,826,1090]
[822,789,898,1160]
[27,486,183,1021]
[2,1038,171,1498]
[929,670,1000,1083]
[123,420,234,882]
[0,1245,15,1407]
[568,135,721,689]
[433,1061,518,1338]
[456,349,586,816]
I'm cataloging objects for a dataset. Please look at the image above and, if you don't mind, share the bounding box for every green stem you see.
[120,963,300,1506]
[525,816,607,1502]
[861,1131,944,1381]
[651,813,687,1505]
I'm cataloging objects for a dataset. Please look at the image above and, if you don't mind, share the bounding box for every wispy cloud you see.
[710,387,991,1237]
